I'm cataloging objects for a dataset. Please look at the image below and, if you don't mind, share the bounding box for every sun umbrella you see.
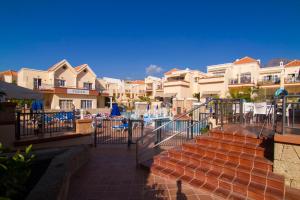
[274,88,288,97]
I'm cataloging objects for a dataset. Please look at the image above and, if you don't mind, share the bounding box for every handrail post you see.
[94,118,97,147]
[239,99,243,124]
[220,100,224,130]
[128,119,132,148]
[73,109,76,131]
[272,99,276,132]
[215,100,218,125]
[190,119,194,139]
[15,112,21,140]
[282,96,286,134]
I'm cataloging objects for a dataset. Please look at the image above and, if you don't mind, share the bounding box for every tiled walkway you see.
[67,145,222,200]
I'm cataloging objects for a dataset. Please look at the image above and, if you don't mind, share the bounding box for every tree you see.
[229,87,252,102]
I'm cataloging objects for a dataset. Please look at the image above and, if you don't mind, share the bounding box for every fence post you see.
[220,100,224,130]
[128,119,132,148]
[94,118,97,147]
[239,99,243,124]
[73,110,76,131]
[190,119,194,139]
[15,112,21,140]
[282,96,286,134]
[155,120,162,144]
[215,100,218,125]
[272,98,277,132]
[141,120,144,144]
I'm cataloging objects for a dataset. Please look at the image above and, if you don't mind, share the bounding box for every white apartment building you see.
[144,76,163,100]
[99,77,146,107]
[199,57,300,101]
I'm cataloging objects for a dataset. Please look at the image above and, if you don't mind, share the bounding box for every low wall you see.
[0,124,15,148]
[26,145,90,200]
[274,134,300,189]
[76,119,93,134]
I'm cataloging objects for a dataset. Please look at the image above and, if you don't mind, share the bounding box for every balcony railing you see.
[240,77,252,84]
[146,86,153,91]
[257,79,280,86]
[228,78,253,85]
[228,79,238,85]
[285,77,300,84]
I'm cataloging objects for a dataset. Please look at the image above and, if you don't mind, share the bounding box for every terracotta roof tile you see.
[74,64,87,71]
[129,80,145,84]
[0,70,17,76]
[285,60,300,67]
[164,68,178,75]
[233,56,258,65]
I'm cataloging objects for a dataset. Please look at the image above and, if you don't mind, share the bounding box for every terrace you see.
[2,96,300,199]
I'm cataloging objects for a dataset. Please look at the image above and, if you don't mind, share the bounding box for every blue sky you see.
[0,0,299,79]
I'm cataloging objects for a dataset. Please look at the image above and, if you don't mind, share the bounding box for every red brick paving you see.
[67,145,221,200]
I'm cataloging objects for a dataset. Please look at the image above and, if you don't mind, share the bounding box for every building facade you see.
[200,57,300,102]
[17,59,108,110]
[0,70,18,84]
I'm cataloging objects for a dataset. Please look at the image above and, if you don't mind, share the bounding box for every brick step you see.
[151,163,283,200]
[154,155,284,192]
[195,136,265,157]
[167,148,270,181]
[209,129,263,146]
[181,143,272,172]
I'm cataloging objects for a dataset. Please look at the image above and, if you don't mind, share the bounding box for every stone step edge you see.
[195,135,264,151]
[167,149,271,177]
[151,164,283,200]
[210,129,259,139]
[154,156,283,191]
[181,143,272,165]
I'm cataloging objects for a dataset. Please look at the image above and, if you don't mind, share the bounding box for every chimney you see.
[257,59,261,64]
[280,61,283,67]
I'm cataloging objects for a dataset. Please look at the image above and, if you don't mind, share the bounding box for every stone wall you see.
[274,139,300,189]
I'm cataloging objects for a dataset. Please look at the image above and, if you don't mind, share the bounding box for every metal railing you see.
[214,98,244,128]
[15,111,76,140]
[285,77,300,84]
[137,99,224,165]
[281,95,300,134]
[94,118,144,146]
[257,79,280,86]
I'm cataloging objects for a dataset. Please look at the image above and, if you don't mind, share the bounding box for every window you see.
[240,73,251,84]
[81,100,92,109]
[59,100,73,110]
[83,82,93,90]
[33,78,42,89]
[56,79,66,87]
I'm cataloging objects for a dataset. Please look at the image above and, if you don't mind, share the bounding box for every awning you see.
[0,81,43,100]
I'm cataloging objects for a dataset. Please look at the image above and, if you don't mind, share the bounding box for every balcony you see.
[164,80,190,87]
[34,83,98,96]
[146,86,153,91]
[228,79,238,85]
[285,77,300,84]
[228,78,254,87]
[258,78,280,86]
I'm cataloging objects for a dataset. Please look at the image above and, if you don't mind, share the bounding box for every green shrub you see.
[0,144,35,200]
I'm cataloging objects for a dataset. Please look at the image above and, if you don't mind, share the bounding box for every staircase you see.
[149,128,285,200]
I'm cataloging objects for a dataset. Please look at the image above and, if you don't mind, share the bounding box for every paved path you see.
[67,145,220,200]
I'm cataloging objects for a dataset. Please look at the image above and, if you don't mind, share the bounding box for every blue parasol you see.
[110,103,121,117]
[274,88,288,97]
[31,100,43,111]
